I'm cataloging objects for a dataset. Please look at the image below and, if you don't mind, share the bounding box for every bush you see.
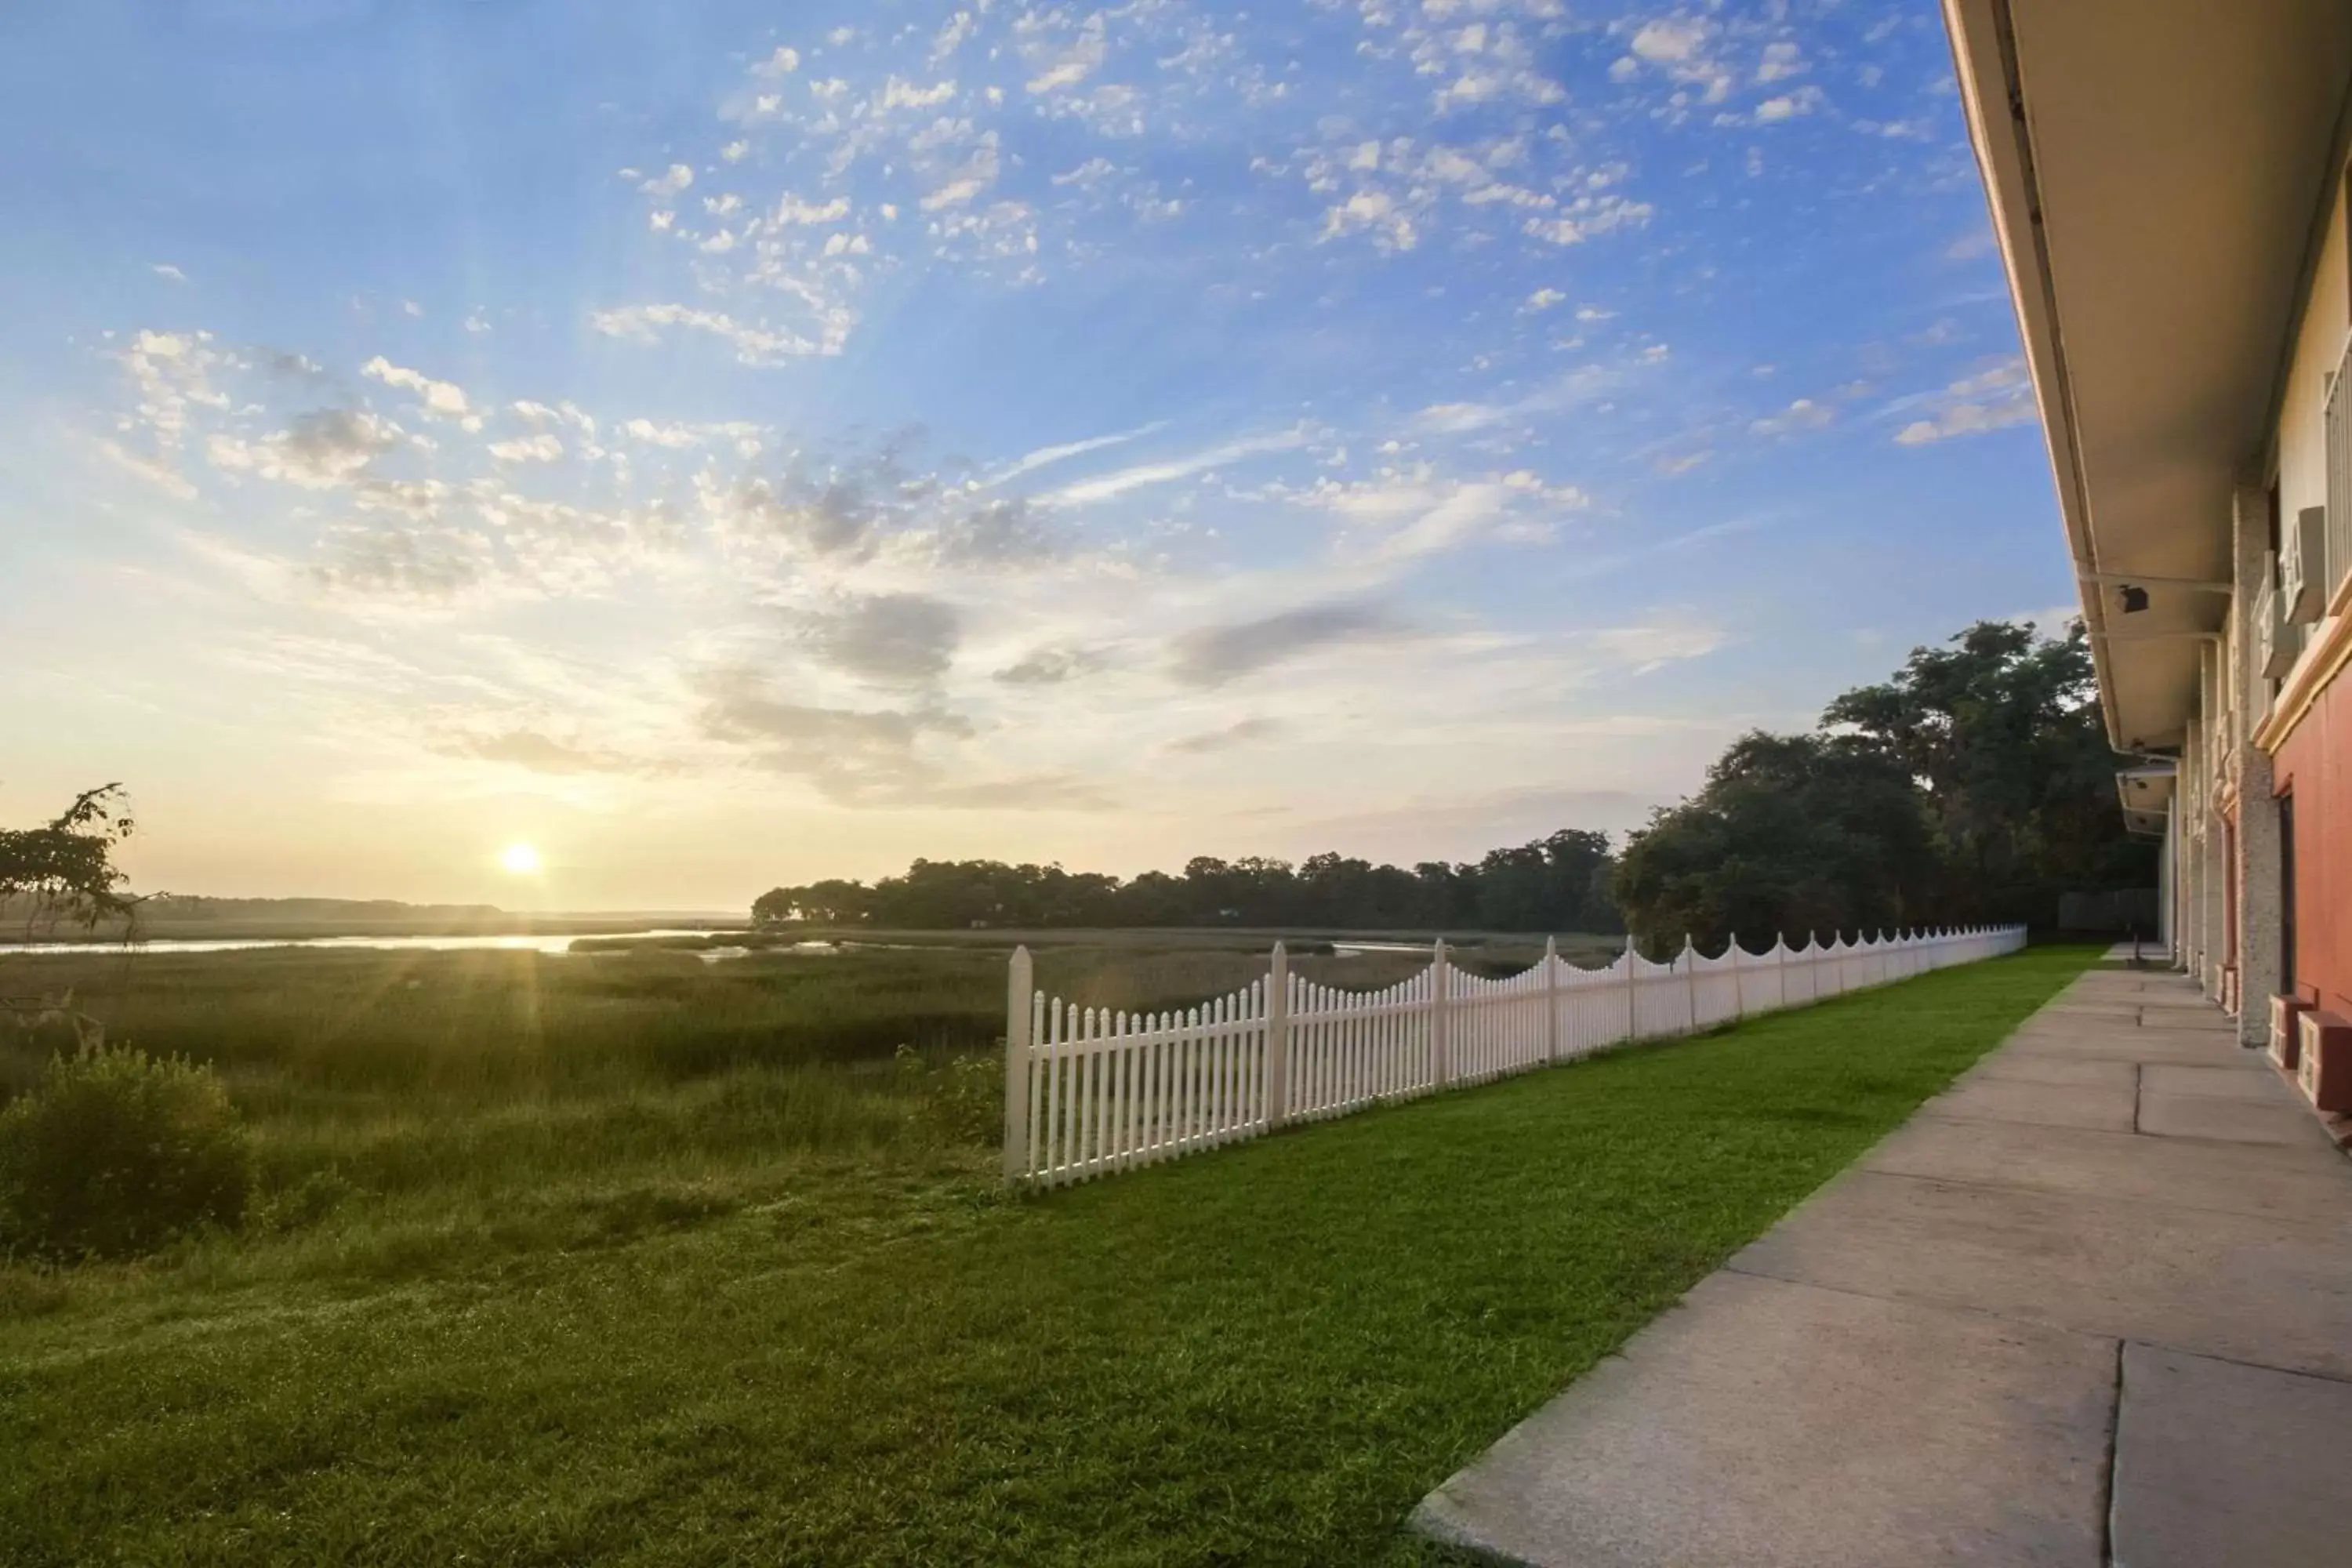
[895,1044,1004,1146]
[0,1044,252,1259]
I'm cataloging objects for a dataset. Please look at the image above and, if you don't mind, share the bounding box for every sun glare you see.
[499,841,543,875]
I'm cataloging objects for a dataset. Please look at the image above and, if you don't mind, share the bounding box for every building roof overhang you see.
[2115,761,2176,840]
[1942,0,2352,749]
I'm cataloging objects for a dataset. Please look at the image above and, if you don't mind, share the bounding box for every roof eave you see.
[1943,0,2127,750]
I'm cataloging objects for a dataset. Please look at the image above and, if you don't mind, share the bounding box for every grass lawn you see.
[0,945,2097,1565]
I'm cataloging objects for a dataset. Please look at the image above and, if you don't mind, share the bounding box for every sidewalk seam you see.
[2100,1340,2124,1568]
[1718,1261,2352,1388]
[1847,1160,2352,1226]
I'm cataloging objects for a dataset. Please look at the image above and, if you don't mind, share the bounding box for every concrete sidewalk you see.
[1412,965,2352,1566]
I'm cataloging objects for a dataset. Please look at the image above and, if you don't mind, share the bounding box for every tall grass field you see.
[0,938,2099,1564]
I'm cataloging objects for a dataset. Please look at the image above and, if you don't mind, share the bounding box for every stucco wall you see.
[2273,172,2347,523]
[2274,669,2350,1017]
[2261,157,2348,1018]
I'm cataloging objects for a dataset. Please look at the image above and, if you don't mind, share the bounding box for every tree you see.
[1,785,139,938]
[1612,733,1941,953]
[746,830,1625,933]
[1823,619,2154,924]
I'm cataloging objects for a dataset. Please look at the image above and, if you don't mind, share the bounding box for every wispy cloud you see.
[1170,601,1411,686]
[987,420,1168,486]
[1042,426,1311,505]
[1888,358,2037,445]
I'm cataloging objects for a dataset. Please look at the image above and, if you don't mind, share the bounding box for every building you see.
[1946,0,2352,1089]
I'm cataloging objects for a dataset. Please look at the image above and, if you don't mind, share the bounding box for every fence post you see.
[1432,937,1452,1085]
[1777,935,1789,1009]
[1682,934,1698,1033]
[1004,945,1033,1183]
[1624,933,1639,1041]
[1730,934,1744,1019]
[1543,935,1560,1062]
[1265,941,1290,1128]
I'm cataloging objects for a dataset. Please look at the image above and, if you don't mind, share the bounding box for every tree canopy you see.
[1611,733,1941,953]
[1823,619,2149,924]
[1,785,140,937]
[1615,619,2153,949]
[752,829,1621,935]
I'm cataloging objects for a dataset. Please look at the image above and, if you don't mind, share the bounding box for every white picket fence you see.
[1003,925,2027,1185]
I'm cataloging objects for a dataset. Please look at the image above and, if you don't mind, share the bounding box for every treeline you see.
[752,829,1623,935]
[1613,619,2155,949]
[753,621,2154,949]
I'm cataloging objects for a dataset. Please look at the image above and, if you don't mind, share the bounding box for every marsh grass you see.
[0,941,2096,1565]
[0,942,1436,1249]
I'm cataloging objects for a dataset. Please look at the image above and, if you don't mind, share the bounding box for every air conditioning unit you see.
[2270,993,2310,1069]
[2296,1009,2352,1112]
[2259,565,2298,678]
[2281,505,2327,623]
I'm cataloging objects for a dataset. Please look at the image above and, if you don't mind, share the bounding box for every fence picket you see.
[996,924,2029,1185]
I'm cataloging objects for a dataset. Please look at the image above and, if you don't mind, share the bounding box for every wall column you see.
[2158,796,2176,960]
[2202,727,2228,999]
[2181,720,2206,982]
[2232,484,2285,1041]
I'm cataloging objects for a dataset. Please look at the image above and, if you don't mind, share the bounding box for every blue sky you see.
[0,0,2067,909]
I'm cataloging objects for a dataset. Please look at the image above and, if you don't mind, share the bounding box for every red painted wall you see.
[2275,662,2352,1018]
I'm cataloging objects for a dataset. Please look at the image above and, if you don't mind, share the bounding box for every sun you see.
[498,841,543,875]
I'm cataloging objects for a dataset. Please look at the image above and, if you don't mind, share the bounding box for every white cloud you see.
[639,163,695,198]
[151,262,187,283]
[118,328,234,448]
[1751,86,1824,124]
[1051,156,1122,191]
[1321,189,1417,252]
[209,408,405,489]
[362,356,470,419]
[1631,19,1710,64]
[880,77,957,111]
[511,400,597,438]
[1588,617,1727,675]
[98,437,197,499]
[1889,358,2038,445]
[1524,193,1654,245]
[919,132,1000,211]
[1298,464,1588,563]
[487,432,564,464]
[990,420,1167,485]
[1523,288,1567,312]
[1749,397,1834,437]
[769,194,851,224]
[590,302,824,363]
[621,417,702,448]
[1043,426,1310,505]
[1755,42,1806,84]
[1025,13,1106,95]
[464,310,492,334]
[1617,16,1736,103]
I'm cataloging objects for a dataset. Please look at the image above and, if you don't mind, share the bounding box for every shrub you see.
[896,1044,1002,1146]
[0,1044,252,1259]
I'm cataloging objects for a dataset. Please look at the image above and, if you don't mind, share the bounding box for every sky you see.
[0,0,2070,912]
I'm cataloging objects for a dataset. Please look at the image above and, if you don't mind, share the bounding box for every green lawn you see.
[0,945,2096,1566]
